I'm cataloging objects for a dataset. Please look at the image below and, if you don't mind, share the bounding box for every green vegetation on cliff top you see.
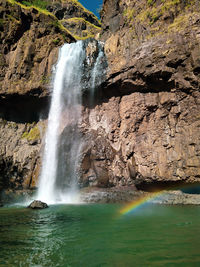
[64,17,101,30]
[123,0,198,38]
[7,0,57,17]
[18,0,100,20]
[61,17,101,39]
[7,0,100,40]
[21,0,48,9]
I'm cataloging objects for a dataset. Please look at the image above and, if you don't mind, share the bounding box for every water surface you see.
[0,204,200,266]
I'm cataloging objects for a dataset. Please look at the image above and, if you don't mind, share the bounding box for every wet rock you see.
[28,200,48,209]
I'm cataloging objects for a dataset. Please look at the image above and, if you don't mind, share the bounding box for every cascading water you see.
[37,39,107,204]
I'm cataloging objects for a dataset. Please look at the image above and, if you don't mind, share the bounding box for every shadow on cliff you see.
[136,180,200,195]
[82,74,176,109]
[0,95,49,123]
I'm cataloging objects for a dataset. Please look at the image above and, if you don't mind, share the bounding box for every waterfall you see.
[37,39,107,204]
[90,42,106,101]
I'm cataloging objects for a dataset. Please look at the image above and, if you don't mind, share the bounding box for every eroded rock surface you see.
[0,0,75,98]
[79,0,200,191]
[0,119,46,193]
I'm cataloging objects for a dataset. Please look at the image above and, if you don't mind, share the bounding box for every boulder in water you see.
[28,200,48,209]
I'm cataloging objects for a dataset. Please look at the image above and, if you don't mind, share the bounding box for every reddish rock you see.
[79,0,200,190]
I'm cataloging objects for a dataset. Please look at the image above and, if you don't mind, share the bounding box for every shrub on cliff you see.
[17,0,48,9]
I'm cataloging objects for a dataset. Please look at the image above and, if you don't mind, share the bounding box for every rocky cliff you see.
[1,0,200,202]
[0,0,100,200]
[80,0,200,191]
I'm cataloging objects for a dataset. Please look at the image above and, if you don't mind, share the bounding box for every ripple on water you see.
[0,204,200,266]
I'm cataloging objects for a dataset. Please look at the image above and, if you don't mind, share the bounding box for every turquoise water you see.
[0,204,200,266]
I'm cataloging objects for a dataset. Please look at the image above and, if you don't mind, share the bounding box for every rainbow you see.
[119,183,200,216]
[120,191,164,215]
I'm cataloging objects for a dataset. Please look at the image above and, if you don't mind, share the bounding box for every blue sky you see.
[78,0,103,18]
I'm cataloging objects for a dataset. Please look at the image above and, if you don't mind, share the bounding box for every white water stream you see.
[37,40,106,204]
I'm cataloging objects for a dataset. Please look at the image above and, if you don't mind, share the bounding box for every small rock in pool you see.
[28,200,48,209]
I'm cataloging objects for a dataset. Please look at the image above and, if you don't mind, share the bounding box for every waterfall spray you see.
[37,40,106,204]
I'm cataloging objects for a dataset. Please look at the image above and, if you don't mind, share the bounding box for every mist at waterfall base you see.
[37,40,106,204]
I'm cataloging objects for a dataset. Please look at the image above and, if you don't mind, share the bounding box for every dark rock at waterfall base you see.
[28,200,48,209]
[0,202,3,207]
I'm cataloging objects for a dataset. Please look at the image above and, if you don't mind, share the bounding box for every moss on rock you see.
[22,126,40,142]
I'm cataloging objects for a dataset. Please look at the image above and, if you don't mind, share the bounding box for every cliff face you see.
[0,0,100,198]
[1,0,200,199]
[80,0,200,190]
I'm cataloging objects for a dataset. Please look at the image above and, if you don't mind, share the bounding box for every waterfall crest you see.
[37,40,106,204]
